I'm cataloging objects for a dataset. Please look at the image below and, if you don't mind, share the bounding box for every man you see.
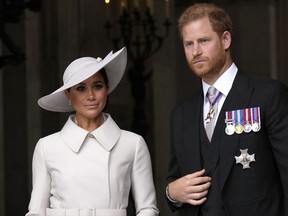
[165,3,288,216]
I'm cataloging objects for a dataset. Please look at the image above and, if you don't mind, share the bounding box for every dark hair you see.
[66,69,109,91]
[99,69,109,88]
[99,69,109,111]
[178,3,233,38]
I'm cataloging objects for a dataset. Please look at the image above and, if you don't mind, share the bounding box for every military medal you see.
[252,122,260,132]
[235,124,244,134]
[235,109,244,134]
[251,107,261,132]
[225,107,261,135]
[243,123,252,133]
[235,148,256,169]
[225,111,235,135]
[205,105,215,123]
[225,123,235,135]
[243,108,252,133]
[205,90,223,123]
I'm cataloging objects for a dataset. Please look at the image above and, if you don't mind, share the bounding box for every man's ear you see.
[222,31,232,50]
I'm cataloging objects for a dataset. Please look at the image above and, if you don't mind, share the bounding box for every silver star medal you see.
[235,149,255,169]
[205,106,215,123]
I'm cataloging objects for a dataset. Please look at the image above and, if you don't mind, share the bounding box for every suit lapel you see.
[218,72,254,189]
[182,91,203,172]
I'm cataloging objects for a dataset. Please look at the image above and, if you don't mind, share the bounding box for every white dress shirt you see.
[202,63,238,126]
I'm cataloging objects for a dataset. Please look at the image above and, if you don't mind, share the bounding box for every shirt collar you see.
[202,63,238,97]
[60,113,121,153]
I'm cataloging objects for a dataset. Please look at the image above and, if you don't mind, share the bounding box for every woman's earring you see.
[68,100,72,106]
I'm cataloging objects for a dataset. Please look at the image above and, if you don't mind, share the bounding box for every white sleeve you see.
[26,139,51,216]
[131,136,159,216]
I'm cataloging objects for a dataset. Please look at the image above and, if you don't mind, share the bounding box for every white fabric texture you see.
[26,113,159,216]
[46,208,126,216]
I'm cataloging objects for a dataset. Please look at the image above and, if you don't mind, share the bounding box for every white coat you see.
[26,113,159,216]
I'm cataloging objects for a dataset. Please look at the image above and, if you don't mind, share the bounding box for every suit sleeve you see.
[167,107,183,183]
[165,107,186,211]
[265,81,288,212]
[131,136,159,216]
[26,139,51,216]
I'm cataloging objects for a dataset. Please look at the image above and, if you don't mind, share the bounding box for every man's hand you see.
[168,169,211,206]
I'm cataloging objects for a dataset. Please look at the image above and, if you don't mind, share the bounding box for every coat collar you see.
[60,113,121,153]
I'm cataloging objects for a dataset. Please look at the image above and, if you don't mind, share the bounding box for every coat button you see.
[201,207,208,215]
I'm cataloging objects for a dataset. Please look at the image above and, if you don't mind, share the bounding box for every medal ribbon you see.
[250,108,254,125]
[207,91,222,107]
[225,111,230,122]
[241,109,244,125]
[236,110,241,125]
[253,107,257,123]
[257,107,261,124]
[244,108,250,124]
[253,107,261,123]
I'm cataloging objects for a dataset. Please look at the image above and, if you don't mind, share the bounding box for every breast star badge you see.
[235,149,255,169]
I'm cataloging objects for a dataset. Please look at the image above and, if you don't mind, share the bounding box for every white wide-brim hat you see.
[38,47,127,112]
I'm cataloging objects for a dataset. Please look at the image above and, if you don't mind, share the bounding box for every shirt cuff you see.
[166,183,183,207]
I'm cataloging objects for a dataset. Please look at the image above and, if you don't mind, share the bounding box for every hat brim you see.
[38,47,127,112]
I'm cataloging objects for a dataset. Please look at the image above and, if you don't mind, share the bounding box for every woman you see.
[26,47,159,216]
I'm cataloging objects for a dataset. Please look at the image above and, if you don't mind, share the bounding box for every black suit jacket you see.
[167,71,288,216]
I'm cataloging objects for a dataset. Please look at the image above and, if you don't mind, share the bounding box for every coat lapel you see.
[218,72,254,190]
[182,91,203,173]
